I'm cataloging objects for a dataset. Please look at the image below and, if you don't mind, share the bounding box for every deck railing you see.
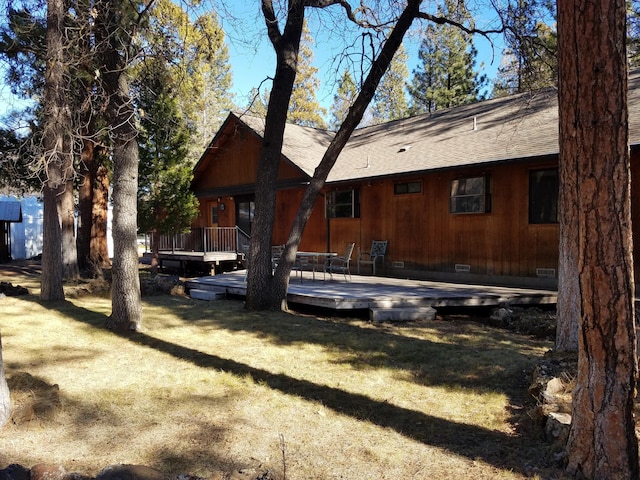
[155,227,250,254]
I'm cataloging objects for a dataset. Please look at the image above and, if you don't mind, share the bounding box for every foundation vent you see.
[392,261,405,269]
[455,264,471,273]
[536,268,556,278]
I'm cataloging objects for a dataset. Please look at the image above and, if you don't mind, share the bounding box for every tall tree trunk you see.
[60,178,79,280]
[78,139,110,278]
[41,0,71,302]
[77,138,94,274]
[76,0,109,279]
[98,0,142,331]
[558,1,639,478]
[244,0,306,310]
[107,111,142,331]
[556,223,579,351]
[267,1,422,310]
[90,157,110,271]
[0,333,10,429]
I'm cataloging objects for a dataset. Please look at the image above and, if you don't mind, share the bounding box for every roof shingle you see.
[231,69,640,184]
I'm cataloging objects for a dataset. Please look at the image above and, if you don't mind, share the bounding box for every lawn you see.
[0,269,568,479]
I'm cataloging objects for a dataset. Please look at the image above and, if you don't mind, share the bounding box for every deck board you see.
[185,270,557,311]
[158,250,238,263]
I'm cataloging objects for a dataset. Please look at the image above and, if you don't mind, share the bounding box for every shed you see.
[0,200,23,263]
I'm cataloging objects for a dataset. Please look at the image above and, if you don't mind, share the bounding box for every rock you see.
[140,276,183,296]
[96,465,165,480]
[542,376,566,403]
[0,282,28,296]
[0,464,30,480]
[30,465,67,480]
[545,377,565,395]
[545,411,572,445]
[489,307,512,327]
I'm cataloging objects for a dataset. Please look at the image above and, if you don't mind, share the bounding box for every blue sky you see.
[0,1,507,127]
[220,2,506,112]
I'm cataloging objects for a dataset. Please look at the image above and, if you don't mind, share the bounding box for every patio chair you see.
[327,242,356,281]
[357,240,388,276]
[292,253,317,282]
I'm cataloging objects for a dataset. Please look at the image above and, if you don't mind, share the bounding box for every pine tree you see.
[491,0,557,96]
[371,41,409,123]
[137,58,199,273]
[288,22,327,128]
[246,87,270,118]
[408,0,484,113]
[329,69,357,131]
[142,0,234,159]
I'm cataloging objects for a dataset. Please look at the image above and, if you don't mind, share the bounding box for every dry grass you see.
[0,268,569,479]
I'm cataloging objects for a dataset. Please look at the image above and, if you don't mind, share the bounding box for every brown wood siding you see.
[272,189,328,250]
[193,128,308,193]
[317,160,561,278]
[631,149,640,282]
[190,125,640,283]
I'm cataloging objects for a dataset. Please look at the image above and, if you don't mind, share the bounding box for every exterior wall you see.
[192,123,640,284]
[272,189,327,250]
[307,159,561,279]
[0,195,44,260]
[631,149,640,280]
[192,125,305,193]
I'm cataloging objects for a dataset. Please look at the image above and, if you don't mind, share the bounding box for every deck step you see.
[190,288,226,301]
[185,279,224,292]
[369,306,437,322]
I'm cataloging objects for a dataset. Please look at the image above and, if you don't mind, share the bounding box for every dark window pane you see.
[529,169,559,224]
[326,189,360,218]
[408,182,422,193]
[450,176,489,213]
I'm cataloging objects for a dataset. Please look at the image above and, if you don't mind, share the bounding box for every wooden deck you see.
[185,270,557,312]
[157,250,240,274]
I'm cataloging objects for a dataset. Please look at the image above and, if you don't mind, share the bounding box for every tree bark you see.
[60,178,79,280]
[0,333,10,429]
[98,0,142,331]
[556,208,579,351]
[255,0,420,309]
[107,114,142,331]
[247,0,422,310]
[78,139,110,278]
[76,0,110,279]
[244,0,306,310]
[41,0,71,302]
[90,157,110,271]
[558,0,639,478]
[77,138,94,274]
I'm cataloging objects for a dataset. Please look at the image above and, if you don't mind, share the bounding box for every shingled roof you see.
[228,69,640,184]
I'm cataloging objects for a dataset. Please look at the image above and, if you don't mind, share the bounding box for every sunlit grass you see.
[0,271,567,479]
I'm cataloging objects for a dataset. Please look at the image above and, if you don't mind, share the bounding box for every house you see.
[0,194,115,263]
[0,198,23,262]
[189,71,640,286]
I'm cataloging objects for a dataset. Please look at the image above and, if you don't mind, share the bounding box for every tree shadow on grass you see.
[36,298,563,477]
[3,370,241,476]
[148,295,548,397]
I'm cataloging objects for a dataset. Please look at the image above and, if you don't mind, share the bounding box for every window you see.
[450,176,491,214]
[211,206,219,224]
[326,189,360,218]
[394,181,422,195]
[529,168,558,224]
